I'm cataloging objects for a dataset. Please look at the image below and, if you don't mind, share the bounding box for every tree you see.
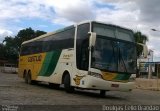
[134,31,149,57]
[0,43,5,59]
[2,28,46,63]
[15,27,46,51]
[35,30,47,37]
[3,36,18,62]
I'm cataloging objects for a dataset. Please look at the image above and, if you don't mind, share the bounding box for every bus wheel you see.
[27,72,32,84]
[30,80,38,85]
[64,74,74,93]
[24,73,28,84]
[100,90,106,97]
[26,71,36,85]
[49,83,60,89]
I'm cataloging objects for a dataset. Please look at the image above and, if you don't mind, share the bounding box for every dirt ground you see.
[0,72,160,110]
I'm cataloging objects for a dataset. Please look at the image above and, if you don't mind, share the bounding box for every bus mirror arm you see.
[137,43,148,58]
[88,46,94,52]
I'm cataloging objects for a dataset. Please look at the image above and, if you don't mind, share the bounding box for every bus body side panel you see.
[36,49,75,84]
[18,53,46,80]
[18,48,78,85]
[49,49,74,84]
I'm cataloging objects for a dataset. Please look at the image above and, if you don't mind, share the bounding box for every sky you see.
[0,0,160,61]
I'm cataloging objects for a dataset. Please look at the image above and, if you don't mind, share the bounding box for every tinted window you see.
[93,23,135,42]
[20,45,28,56]
[93,23,115,38]
[20,26,75,56]
[92,38,118,72]
[76,23,90,70]
[42,27,75,52]
[20,40,43,56]
[116,28,134,42]
[91,36,136,74]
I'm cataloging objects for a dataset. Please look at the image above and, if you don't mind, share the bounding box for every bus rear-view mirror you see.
[137,43,148,58]
[89,32,96,47]
[143,45,148,58]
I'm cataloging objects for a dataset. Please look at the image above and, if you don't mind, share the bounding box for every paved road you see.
[0,72,160,110]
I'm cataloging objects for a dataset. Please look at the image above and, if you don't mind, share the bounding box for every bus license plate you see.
[111,84,119,88]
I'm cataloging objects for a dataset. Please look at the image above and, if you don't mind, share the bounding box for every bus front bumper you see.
[80,75,134,91]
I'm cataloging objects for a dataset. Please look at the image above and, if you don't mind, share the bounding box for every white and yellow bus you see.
[18,21,138,96]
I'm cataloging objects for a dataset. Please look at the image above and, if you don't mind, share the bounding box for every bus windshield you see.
[92,22,135,42]
[92,23,136,74]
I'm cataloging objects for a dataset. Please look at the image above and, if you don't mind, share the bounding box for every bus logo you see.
[73,75,85,85]
[28,55,42,62]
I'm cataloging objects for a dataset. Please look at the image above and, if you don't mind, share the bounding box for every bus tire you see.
[49,83,60,89]
[24,73,28,84]
[64,74,74,93]
[100,90,106,97]
[25,71,37,85]
[27,71,32,84]
[31,80,38,85]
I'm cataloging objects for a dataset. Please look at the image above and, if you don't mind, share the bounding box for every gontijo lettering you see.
[28,55,42,62]
[63,54,73,59]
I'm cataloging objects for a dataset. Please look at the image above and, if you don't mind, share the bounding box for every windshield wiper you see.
[107,41,117,70]
[118,47,127,72]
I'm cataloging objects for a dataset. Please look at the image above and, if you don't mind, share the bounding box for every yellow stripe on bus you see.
[18,53,46,80]
[101,71,117,81]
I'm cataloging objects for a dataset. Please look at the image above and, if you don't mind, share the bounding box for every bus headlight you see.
[88,71,102,79]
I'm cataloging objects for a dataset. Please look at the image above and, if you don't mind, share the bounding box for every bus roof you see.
[22,25,75,45]
[22,20,133,45]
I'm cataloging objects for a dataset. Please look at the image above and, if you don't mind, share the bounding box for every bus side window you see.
[42,27,75,52]
[20,45,30,56]
[34,41,42,54]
